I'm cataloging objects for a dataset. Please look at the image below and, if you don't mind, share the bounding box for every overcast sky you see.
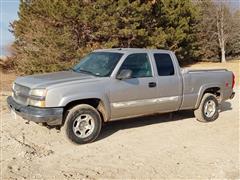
[0,0,239,56]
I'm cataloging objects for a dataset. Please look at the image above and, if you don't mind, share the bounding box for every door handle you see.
[148,82,157,88]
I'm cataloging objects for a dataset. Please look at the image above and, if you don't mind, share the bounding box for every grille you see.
[13,83,30,106]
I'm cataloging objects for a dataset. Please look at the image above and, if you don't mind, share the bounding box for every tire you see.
[194,93,219,122]
[63,104,102,144]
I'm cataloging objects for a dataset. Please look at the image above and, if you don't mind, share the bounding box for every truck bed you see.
[180,68,233,110]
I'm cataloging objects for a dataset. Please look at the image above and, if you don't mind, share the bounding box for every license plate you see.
[10,109,17,119]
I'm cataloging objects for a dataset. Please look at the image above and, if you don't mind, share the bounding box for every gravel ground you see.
[0,88,239,179]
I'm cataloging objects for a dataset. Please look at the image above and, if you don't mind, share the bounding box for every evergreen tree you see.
[149,0,200,63]
[12,0,79,73]
[12,0,200,74]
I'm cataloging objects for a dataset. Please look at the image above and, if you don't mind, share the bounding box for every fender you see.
[59,93,111,121]
[195,83,222,109]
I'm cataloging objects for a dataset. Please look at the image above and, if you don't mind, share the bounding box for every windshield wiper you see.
[69,68,91,75]
[78,69,102,77]
[70,68,102,77]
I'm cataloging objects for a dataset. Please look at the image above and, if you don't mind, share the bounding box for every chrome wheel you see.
[204,100,216,118]
[72,114,95,138]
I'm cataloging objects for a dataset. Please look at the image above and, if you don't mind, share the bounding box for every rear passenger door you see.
[153,53,182,112]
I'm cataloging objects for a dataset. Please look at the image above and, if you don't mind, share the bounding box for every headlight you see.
[29,89,47,107]
[30,89,47,97]
[29,99,46,107]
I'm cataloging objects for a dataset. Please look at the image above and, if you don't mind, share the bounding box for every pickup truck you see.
[7,48,235,144]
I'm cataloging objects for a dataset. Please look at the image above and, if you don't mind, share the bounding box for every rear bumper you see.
[7,96,63,126]
[230,92,235,99]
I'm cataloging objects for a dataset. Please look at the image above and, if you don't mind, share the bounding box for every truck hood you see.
[15,71,98,89]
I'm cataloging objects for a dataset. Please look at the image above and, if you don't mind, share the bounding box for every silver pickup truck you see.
[7,48,235,144]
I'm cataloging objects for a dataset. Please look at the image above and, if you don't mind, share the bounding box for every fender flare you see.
[60,93,111,122]
[195,84,222,109]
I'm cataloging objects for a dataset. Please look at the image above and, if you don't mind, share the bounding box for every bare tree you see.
[216,3,224,62]
[216,2,229,63]
[198,0,238,62]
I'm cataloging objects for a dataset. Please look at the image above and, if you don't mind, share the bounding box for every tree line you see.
[8,0,240,74]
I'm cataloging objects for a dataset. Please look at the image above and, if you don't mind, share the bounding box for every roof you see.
[94,48,172,54]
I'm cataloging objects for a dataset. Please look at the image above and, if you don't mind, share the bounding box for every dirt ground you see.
[0,61,239,179]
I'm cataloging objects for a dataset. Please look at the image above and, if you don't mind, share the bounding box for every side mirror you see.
[116,69,132,80]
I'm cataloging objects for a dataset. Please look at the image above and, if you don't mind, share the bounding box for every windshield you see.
[72,52,123,77]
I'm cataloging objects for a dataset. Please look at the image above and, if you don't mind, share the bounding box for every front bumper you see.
[7,96,63,126]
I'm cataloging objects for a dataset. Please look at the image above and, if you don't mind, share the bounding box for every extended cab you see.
[7,48,235,144]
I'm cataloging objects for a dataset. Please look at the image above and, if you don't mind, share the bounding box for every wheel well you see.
[64,98,101,111]
[196,87,221,109]
[63,98,106,124]
[203,87,221,98]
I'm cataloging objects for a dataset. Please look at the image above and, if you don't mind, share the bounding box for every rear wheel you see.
[63,104,102,144]
[194,93,219,122]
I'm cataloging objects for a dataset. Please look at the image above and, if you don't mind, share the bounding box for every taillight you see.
[232,73,235,88]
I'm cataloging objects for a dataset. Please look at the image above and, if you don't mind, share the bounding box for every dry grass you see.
[0,71,15,111]
[0,71,16,91]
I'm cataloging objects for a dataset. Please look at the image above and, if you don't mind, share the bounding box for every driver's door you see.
[108,53,158,120]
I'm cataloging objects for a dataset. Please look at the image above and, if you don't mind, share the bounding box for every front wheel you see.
[63,104,102,144]
[194,93,219,122]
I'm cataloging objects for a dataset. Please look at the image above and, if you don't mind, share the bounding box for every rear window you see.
[154,53,174,76]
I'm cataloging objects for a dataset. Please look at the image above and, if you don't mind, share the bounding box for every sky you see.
[0,0,19,56]
[0,0,239,56]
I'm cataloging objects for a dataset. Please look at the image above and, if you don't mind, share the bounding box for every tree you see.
[216,2,228,63]
[11,0,81,73]
[197,0,239,62]
[149,0,200,63]
[227,10,240,58]
[11,0,200,74]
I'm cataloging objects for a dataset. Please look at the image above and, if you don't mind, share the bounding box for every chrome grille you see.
[13,83,30,105]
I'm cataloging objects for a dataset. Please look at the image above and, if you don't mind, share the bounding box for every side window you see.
[154,53,174,76]
[119,53,152,78]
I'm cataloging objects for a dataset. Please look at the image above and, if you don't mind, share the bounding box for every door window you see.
[119,53,152,78]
